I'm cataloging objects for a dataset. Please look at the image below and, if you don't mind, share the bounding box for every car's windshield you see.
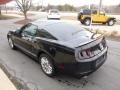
[45,23,93,41]
[50,10,59,13]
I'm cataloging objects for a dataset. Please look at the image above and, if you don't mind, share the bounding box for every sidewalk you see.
[0,68,17,90]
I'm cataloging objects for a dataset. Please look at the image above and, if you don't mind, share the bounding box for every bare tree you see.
[16,0,32,19]
[0,5,2,16]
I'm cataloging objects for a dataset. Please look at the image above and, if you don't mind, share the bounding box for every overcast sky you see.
[7,0,120,7]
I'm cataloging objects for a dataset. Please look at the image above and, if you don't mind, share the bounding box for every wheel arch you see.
[82,17,91,25]
[7,34,11,39]
[83,17,91,21]
[37,50,56,63]
[107,17,116,22]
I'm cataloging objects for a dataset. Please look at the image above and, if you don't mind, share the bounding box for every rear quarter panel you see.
[36,39,75,64]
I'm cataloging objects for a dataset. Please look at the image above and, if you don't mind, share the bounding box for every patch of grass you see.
[17,13,35,16]
[111,30,118,37]
[93,29,120,40]
[0,15,17,20]
[116,19,120,25]
[61,16,77,20]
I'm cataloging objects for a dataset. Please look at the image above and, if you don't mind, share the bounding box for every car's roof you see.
[32,20,92,41]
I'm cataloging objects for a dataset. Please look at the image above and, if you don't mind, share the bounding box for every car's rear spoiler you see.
[75,35,104,50]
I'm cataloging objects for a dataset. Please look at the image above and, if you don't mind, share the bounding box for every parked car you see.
[78,9,116,26]
[7,20,108,77]
[47,9,61,20]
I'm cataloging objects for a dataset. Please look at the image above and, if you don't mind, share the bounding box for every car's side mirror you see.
[21,32,28,37]
[15,28,21,35]
[21,34,25,37]
[15,29,20,34]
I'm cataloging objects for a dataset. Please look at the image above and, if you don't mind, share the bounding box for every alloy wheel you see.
[8,38,14,49]
[85,19,91,26]
[108,20,114,26]
[41,57,53,75]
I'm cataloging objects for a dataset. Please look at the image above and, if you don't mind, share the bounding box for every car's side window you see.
[38,29,57,40]
[21,24,38,37]
[92,10,97,14]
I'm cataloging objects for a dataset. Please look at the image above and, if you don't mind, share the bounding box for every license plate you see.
[95,56,105,67]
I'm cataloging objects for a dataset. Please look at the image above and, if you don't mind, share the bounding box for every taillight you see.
[78,50,88,59]
[75,37,107,61]
[101,37,106,48]
[78,46,102,60]
[78,49,94,60]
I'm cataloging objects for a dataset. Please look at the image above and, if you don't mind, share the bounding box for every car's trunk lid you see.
[65,33,101,48]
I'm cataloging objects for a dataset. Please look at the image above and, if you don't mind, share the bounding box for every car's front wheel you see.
[39,54,56,77]
[8,37,16,49]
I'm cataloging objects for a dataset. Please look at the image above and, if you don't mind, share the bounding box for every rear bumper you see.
[57,51,107,76]
[47,15,61,19]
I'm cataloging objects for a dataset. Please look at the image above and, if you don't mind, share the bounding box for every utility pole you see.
[41,0,43,10]
[5,4,7,14]
[89,4,92,31]
[0,5,2,16]
[99,0,102,13]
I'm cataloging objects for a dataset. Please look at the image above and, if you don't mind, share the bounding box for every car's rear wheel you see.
[8,37,16,49]
[84,18,91,26]
[39,54,56,77]
[107,19,115,26]
[80,21,84,24]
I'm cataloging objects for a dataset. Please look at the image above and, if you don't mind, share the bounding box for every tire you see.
[77,14,81,20]
[8,37,16,49]
[84,18,91,26]
[39,54,56,77]
[80,21,84,24]
[107,19,115,26]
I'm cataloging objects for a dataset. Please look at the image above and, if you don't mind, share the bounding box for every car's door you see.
[92,11,107,22]
[20,24,38,54]
[14,23,38,55]
[13,24,29,47]
[98,12,107,22]
[31,29,57,56]
[91,10,98,22]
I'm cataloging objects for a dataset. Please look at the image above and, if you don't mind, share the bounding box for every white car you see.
[47,9,61,20]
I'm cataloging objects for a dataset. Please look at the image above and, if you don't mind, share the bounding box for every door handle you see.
[22,36,28,40]
[32,40,37,43]
[31,38,37,43]
[23,36,37,43]
[22,36,32,41]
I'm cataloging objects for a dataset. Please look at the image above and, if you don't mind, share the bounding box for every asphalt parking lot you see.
[0,17,120,90]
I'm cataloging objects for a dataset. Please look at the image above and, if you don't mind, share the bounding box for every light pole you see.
[89,4,92,31]
[99,0,102,13]
[0,5,1,16]
[41,0,43,10]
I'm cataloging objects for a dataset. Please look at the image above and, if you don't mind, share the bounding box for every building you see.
[0,0,12,5]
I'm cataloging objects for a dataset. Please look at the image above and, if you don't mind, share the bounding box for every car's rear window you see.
[45,23,92,41]
[50,10,59,13]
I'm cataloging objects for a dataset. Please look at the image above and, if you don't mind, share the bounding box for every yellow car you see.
[78,9,116,26]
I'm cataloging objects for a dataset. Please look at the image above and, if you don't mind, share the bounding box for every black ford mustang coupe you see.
[7,20,108,77]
